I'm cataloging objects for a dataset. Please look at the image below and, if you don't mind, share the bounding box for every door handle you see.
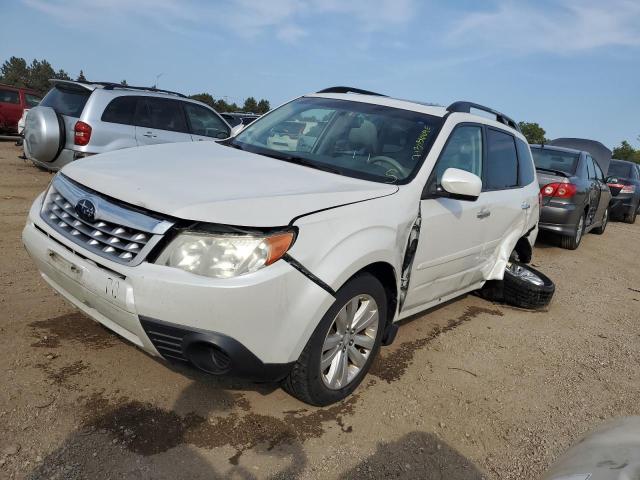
[477,209,491,219]
[521,202,531,210]
[142,132,157,138]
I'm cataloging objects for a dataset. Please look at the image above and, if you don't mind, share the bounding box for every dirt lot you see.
[1,140,639,480]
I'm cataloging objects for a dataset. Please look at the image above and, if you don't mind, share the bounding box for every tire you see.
[503,262,555,309]
[624,204,637,224]
[282,272,386,406]
[592,207,609,235]
[559,213,585,250]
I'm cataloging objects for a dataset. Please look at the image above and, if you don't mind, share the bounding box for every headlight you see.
[155,230,295,279]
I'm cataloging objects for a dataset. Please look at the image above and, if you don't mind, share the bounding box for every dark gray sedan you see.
[531,144,611,249]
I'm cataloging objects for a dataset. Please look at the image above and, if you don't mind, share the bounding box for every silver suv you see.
[24,80,233,171]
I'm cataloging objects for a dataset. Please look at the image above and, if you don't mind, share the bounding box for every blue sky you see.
[2,0,639,149]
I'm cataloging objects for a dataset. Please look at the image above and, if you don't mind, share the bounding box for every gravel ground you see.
[1,140,639,479]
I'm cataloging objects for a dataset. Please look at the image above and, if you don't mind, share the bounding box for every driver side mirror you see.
[437,168,482,201]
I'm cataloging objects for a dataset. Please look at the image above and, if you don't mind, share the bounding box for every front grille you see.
[40,174,173,266]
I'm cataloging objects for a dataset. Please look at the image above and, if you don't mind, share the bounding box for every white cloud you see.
[448,0,640,54]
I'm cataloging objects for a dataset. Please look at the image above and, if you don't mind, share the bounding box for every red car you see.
[0,83,41,134]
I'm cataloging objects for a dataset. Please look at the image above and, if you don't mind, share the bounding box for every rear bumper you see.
[538,203,581,236]
[27,147,75,172]
[609,195,635,216]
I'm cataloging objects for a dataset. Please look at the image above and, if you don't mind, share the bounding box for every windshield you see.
[608,161,632,179]
[531,147,579,175]
[230,97,442,183]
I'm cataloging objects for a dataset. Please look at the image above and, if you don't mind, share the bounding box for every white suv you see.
[23,87,541,405]
[23,80,233,171]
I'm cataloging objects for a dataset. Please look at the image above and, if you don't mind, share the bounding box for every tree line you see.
[0,56,270,114]
[519,121,640,164]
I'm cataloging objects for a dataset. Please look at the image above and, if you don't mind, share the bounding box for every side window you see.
[136,98,188,133]
[24,93,41,108]
[0,89,20,104]
[184,103,230,138]
[593,161,605,182]
[586,156,596,180]
[101,96,138,125]
[433,125,483,185]
[515,138,535,186]
[485,128,518,190]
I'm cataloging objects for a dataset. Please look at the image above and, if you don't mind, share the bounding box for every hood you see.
[62,141,398,227]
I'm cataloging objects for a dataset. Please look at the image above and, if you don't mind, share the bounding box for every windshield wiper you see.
[263,152,343,175]
[536,167,570,177]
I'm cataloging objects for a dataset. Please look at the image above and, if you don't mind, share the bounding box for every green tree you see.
[0,56,30,87]
[257,99,270,114]
[189,92,215,107]
[518,121,547,144]
[76,70,87,82]
[242,96,258,113]
[27,59,70,93]
[612,140,640,163]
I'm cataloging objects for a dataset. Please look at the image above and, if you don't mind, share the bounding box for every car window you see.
[608,161,633,179]
[485,128,518,190]
[0,88,20,104]
[593,160,605,182]
[101,96,138,125]
[136,98,187,133]
[515,138,535,186]
[40,86,90,117]
[586,156,596,180]
[24,93,41,108]
[184,103,229,138]
[433,125,483,185]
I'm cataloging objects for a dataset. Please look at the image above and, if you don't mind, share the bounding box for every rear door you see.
[134,97,192,146]
[585,155,601,225]
[0,87,23,132]
[481,128,529,264]
[183,102,230,141]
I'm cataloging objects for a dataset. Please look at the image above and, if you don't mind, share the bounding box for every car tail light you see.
[621,184,636,194]
[74,121,92,146]
[540,182,577,199]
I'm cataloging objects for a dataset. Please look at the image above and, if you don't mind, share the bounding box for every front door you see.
[402,124,490,312]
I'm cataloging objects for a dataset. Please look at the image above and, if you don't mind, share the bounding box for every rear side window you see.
[515,138,535,186]
[485,128,518,190]
[0,88,20,104]
[40,86,90,117]
[102,96,138,125]
[136,98,187,133]
[586,156,596,179]
[24,93,41,108]
[433,125,483,184]
[184,103,229,138]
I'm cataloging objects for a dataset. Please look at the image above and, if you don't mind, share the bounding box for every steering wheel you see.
[367,156,407,176]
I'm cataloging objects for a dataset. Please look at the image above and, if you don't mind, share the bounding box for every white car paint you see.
[22,91,540,382]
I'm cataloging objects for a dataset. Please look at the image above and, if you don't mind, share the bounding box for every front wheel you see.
[559,213,585,250]
[282,273,386,406]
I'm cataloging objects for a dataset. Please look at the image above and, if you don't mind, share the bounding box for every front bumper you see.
[538,202,581,236]
[22,197,334,378]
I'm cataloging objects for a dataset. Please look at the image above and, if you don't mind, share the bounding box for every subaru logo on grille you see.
[75,199,96,222]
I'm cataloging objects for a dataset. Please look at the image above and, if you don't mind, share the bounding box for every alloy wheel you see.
[506,262,545,286]
[320,294,379,390]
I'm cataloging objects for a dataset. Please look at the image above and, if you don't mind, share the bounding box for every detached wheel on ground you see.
[502,261,555,309]
[559,213,585,250]
[283,272,386,406]
[591,208,609,235]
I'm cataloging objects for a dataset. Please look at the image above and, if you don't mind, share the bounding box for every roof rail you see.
[316,86,387,97]
[48,79,186,98]
[447,101,521,133]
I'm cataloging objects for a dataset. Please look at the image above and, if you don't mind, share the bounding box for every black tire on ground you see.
[502,262,555,309]
[282,272,386,406]
[559,213,585,250]
[592,208,609,235]
[623,204,638,224]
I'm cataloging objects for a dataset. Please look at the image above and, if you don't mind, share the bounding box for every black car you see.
[531,144,611,249]
[220,112,260,128]
[607,159,640,223]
